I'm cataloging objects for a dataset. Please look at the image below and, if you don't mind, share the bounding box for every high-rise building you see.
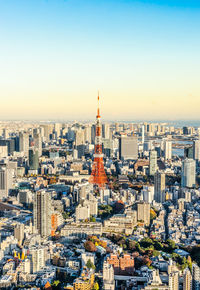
[103,261,115,290]
[154,171,166,203]
[102,124,110,139]
[29,245,48,273]
[149,150,157,176]
[33,131,42,157]
[141,125,145,144]
[75,129,85,146]
[181,159,196,188]
[33,191,51,237]
[0,139,15,155]
[164,140,172,160]
[185,146,193,159]
[0,166,13,199]
[169,271,179,290]
[84,125,92,143]
[193,140,200,161]
[0,145,8,158]
[183,268,192,290]
[19,132,29,156]
[75,204,90,221]
[119,136,138,160]
[192,264,200,290]
[14,223,24,243]
[29,148,39,171]
[89,94,107,188]
[137,202,150,225]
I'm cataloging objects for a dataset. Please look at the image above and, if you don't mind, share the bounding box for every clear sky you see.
[0,0,200,121]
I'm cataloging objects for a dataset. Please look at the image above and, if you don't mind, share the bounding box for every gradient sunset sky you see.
[0,0,200,120]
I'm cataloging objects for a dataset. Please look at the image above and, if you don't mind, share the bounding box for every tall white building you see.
[183,268,192,290]
[142,186,154,203]
[192,264,200,290]
[169,271,179,290]
[193,140,200,161]
[181,159,196,188]
[102,124,110,139]
[75,129,85,146]
[119,136,138,160]
[103,261,115,290]
[29,246,48,273]
[19,132,29,156]
[0,166,13,199]
[149,150,157,176]
[154,171,166,203]
[75,204,90,221]
[33,191,52,237]
[164,140,172,160]
[33,132,42,157]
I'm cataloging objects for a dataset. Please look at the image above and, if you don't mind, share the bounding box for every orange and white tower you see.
[89,93,107,188]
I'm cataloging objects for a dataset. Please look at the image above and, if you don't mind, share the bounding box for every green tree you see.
[86,259,96,270]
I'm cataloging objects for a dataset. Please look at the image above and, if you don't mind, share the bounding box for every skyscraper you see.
[193,140,200,161]
[183,268,192,290]
[137,202,150,225]
[0,166,13,199]
[103,261,115,290]
[33,191,51,237]
[119,136,138,160]
[102,123,110,139]
[19,131,29,157]
[89,94,107,189]
[149,150,157,176]
[181,159,196,188]
[164,140,172,160]
[29,148,39,171]
[154,171,166,203]
[33,131,42,157]
[192,264,200,290]
[169,271,179,290]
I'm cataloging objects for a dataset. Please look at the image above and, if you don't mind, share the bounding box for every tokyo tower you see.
[89,93,107,188]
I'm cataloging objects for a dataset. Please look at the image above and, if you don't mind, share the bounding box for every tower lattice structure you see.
[89,94,107,188]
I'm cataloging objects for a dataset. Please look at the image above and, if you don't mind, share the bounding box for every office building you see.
[119,136,138,160]
[0,166,13,199]
[103,261,115,290]
[75,204,90,221]
[193,140,200,161]
[149,150,157,176]
[181,159,196,188]
[169,272,179,290]
[19,132,29,156]
[0,139,15,155]
[183,268,192,290]
[164,140,172,160]
[102,123,110,139]
[137,202,150,225]
[154,171,166,203]
[0,146,8,158]
[29,148,39,171]
[192,264,200,290]
[33,132,42,157]
[29,245,48,273]
[33,191,51,237]
[14,223,24,243]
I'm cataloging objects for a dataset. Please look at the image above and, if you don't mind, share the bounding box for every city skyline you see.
[0,0,200,120]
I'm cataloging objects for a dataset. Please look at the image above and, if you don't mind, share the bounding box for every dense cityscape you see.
[0,95,200,289]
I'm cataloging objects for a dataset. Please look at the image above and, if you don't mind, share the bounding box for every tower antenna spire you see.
[97,91,100,118]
